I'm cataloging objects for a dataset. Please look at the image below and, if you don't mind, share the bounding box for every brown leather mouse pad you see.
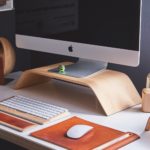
[31,116,139,150]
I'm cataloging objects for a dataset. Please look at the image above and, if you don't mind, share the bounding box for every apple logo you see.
[68,45,73,52]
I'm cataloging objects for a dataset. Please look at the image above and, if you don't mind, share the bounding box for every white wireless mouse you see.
[66,124,93,139]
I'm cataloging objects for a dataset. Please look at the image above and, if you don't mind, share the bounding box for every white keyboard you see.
[0,95,68,121]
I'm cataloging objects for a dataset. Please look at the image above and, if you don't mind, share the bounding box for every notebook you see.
[31,116,139,150]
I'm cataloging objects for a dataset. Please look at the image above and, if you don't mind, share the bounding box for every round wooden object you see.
[142,88,150,112]
[0,37,16,75]
[0,0,6,6]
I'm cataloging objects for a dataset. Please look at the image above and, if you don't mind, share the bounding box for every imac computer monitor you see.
[14,0,142,67]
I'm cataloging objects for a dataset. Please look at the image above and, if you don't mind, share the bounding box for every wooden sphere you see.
[0,0,6,6]
[0,37,16,75]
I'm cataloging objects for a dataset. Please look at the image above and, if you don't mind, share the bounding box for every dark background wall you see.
[0,0,150,149]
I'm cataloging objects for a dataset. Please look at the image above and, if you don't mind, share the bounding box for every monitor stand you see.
[14,61,141,116]
[50,59,108,78]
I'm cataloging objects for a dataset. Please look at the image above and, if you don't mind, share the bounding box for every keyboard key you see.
[0,95,69,122]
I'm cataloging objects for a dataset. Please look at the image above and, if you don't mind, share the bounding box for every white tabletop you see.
[0,72,150,150]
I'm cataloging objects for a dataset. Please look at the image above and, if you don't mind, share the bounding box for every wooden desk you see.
[0,72,150,150]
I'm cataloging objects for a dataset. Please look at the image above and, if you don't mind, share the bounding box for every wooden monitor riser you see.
[14,62,141,116]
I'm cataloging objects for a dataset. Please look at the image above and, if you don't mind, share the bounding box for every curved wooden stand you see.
[14,62,141,115]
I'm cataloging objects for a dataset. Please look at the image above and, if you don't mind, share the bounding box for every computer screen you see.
[14,0,142,66]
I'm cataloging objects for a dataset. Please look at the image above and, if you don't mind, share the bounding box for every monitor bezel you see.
[15,0,142,67]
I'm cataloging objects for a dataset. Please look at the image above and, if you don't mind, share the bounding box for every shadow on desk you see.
[15,79,105,116]
[0,139,26,150]
[141,131,150,148]
[125,105,142,113]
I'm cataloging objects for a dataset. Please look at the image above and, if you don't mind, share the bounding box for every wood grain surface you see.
[145,117,150,131]
[14,62,141,115]
[0,0,6,6]
[0,37,16,76]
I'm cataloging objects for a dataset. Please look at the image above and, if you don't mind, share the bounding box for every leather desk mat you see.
[0,112,36,131]
[31,116,139,150]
